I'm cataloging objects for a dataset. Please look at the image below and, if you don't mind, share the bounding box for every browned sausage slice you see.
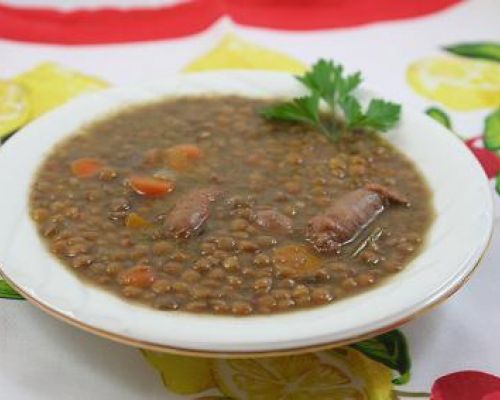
[306,184,408,253]
[163,188,222,239]
[365,183,409,206]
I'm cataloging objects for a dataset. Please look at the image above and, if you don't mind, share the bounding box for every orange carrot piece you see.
[70,158,104,178]
[175,144,203,159]
[125,212,150,229]
[118,265,156,288]
[273,244,321,274]
[129,176,175,197]
[166,144,203,171]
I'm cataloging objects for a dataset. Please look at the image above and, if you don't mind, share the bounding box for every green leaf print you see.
[0,279,24,300]
[444,42,500,63]
[484,108,500,150]
[350,330,411,385]
[425,106,453,130]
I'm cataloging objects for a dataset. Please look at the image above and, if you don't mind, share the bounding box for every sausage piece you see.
[254,209,293,234]
[306,184,408,253]
[163,188,222,239]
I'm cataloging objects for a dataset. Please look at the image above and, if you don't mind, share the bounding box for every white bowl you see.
[0,71,493,356]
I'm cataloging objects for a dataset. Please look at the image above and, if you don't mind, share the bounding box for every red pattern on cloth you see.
[431,371,500,400]
[466,137,500,179]
[0,0,462,44]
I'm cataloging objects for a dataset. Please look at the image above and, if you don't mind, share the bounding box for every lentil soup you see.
[30,96,433,315]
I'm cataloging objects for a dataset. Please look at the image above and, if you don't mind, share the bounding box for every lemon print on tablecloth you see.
[333,349,395,400]
[142,351,215,394]
[0,80,30,138]
[184,33,307,74]
[14,62,108,118]
[407,57,500,110]
[212,349,393,400]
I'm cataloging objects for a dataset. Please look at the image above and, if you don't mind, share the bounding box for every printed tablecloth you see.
[1,1,500,399]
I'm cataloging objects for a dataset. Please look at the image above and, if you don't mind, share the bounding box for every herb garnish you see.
[261,59,401,141]
[351,227,384,258]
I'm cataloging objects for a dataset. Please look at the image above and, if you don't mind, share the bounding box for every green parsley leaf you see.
[338,71,362,100]
[496,172,500,196]
[342,98,401,131]
[260,94,321,125]
[260,94,338,139]
[362,99,401,131]
[339,95,364,127]
[262,58,401,140]
[297,59,339,105]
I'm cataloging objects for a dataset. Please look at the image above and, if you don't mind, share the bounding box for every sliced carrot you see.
[70,158,104,178]
[118,265,156,288]
[273,244,321,274]
[175,144,203,159]
[166,144,203,171]
[167,153,189,171]
[125,212,150,229]
[129,175,175,197]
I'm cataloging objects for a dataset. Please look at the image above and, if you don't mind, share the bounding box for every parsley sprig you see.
[261,59,401,141]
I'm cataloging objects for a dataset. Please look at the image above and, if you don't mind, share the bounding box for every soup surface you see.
[30,96,433,315]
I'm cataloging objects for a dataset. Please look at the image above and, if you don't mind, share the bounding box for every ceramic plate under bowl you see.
[0,72,493,357]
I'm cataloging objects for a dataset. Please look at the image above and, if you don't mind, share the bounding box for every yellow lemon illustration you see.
[325,349,394,400]
[184,33,307,74]
[407,57,500,110]
[212,349,393,400]
[0,80,30,138]
[141,351,215,394]
[15,62,108,118]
